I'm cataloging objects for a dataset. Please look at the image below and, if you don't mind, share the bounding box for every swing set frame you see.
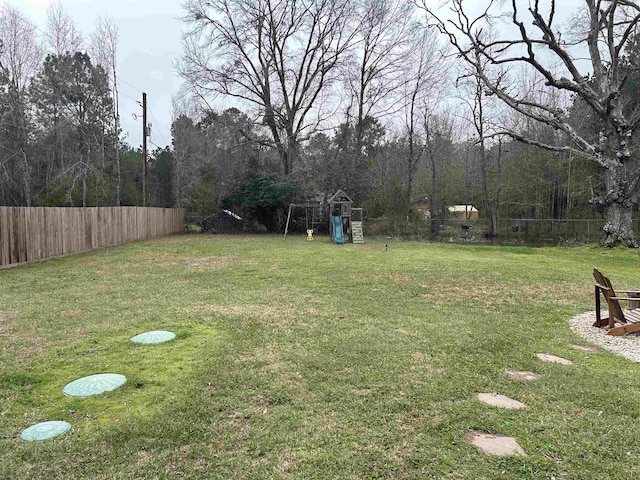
[283,203,324,240]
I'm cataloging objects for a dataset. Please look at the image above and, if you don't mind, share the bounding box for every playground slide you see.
[332,216,345,244]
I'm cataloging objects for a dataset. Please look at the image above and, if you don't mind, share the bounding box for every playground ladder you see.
[352,221,364,244]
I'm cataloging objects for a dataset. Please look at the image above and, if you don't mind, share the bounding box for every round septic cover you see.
[20,421,71,441]
[63,373,127,397]
[130,330,176,345]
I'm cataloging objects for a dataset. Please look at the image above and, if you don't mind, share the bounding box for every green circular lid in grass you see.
[63,373,126,397]
[130,330,176,345]
[20,421,71,441]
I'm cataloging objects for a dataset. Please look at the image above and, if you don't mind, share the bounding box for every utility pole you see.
[142,92,147,207]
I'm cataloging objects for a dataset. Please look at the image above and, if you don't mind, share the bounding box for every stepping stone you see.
[571,344,598,353]
[505,370,542,381]
[20,421,71,441]
[465,431,527,456]
[63,373,127,397]
[536,353,574,365]
[131,330,176,345]
[477,393,527,409]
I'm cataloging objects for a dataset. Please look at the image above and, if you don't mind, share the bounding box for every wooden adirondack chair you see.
[593,268,640,335]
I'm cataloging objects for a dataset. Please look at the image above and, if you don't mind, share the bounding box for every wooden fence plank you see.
[8,208,15,264]
[17,207,26,263]
[0,207,7,265]
[36,207,45,261]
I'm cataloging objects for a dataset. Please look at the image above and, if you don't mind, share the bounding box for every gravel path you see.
[568,311,640,363]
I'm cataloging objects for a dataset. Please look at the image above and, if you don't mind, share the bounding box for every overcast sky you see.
[19,0,185,150]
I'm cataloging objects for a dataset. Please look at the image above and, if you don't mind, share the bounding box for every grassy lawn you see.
[2,234,640,479]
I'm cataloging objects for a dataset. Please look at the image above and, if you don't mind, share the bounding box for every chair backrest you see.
[593,268,626,323]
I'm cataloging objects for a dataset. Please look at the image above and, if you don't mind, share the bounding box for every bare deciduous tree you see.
[456,60,505,239]
[422,109,455,231]
[0,5,42,206]
[90,16,121,205]
[45,1,83,56]
[0,4,42,91]
[348,0,418,148]
[402,26,445,204]
[424,0,640,247]
[180,0,357,175]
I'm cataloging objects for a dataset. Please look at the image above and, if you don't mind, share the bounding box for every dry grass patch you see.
[0,310,69,363]
[350,273,373,281]
[236,343,308,394]
[236,342,282,365]
[183,257,232,270]
[420,277,584,309]
[396,352,443,392]
[273,447,300,478]
[390,413,422,470]
[426,402,449,428]
[350,272,414,284]
[136,449,156,466]
[183,303,316,332]
[59,309,87,320]
[0,310,19,335]
[388,273,414,284]
[406,351,440,376]
[166,445,208,476]
[95,261,140,274]
[7,335,56,364]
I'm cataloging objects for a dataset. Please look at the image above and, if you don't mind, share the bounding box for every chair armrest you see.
[610,296,640,302]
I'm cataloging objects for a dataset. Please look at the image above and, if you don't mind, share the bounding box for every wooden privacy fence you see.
[0,206,185,268]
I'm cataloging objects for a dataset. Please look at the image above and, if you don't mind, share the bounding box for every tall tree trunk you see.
[174,163,180,208]
[114,78,121,206]
[82,166,87,208]
[405,87,419,206]
[601,163,638,247]
[481,139,501,238]
[20,150,31,207]
[429,154,439,234]
[115,118,121,206]
[285,133,298,176]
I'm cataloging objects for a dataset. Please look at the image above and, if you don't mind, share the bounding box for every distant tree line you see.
[175,0,618,239]
[1,1,639,246]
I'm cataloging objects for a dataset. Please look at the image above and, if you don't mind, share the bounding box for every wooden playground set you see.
[283,190,364,244]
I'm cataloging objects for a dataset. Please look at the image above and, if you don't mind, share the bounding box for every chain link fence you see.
[365,217,640,246]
